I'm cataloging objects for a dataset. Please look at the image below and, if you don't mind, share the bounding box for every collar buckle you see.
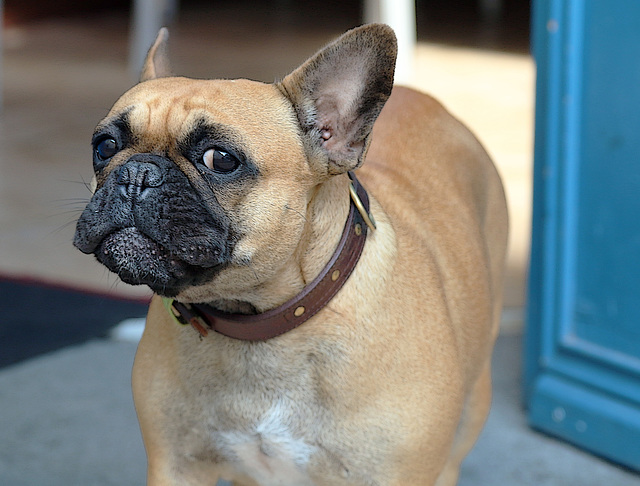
[349,181,376,232]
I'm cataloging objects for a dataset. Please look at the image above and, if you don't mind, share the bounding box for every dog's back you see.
[365,86,507,359]
[360,85,509,484]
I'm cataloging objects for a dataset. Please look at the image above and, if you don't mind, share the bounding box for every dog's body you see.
[74,25,508,486]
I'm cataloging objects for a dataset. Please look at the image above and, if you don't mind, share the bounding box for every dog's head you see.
[73,25,396,305]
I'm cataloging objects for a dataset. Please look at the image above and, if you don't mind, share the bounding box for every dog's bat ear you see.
[278,24,397,176]
[140,28,172,82]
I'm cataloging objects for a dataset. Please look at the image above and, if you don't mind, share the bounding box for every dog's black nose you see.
[117,156,166,198]
[117,161,164,188]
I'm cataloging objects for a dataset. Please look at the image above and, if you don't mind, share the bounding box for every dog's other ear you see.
[278,24,397,176]
[140,28,172,82]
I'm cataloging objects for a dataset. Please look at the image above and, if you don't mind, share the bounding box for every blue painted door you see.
[526,0,640,470]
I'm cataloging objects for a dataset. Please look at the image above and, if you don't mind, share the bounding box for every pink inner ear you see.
[307,56,374,164]
[316,105,359,154]
[316,96,348,150]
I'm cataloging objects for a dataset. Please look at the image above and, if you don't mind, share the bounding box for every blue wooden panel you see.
[530,375,640,469]
[573,3,640,360]
[526,0,640,470]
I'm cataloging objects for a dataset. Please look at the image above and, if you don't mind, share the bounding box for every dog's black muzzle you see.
[73,154,231,296]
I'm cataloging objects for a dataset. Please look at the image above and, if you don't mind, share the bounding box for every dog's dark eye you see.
[95,138,119,161]
[202,148,240,173]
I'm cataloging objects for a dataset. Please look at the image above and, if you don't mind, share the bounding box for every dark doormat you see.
[0,276,150,368]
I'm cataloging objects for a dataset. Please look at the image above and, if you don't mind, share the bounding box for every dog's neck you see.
[300,175,353,285]
[167,171,373,340]
[207,174,353,315]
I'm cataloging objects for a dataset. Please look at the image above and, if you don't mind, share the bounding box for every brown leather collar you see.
[165,171,374,341]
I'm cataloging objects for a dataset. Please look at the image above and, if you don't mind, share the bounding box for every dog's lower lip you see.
[96,228,187,282]
[94,227,227,294]
[99,228,207,269]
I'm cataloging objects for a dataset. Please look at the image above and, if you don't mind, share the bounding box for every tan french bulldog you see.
[74,24,508,486]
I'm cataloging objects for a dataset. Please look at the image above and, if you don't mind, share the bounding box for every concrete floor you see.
[1,5,638,485]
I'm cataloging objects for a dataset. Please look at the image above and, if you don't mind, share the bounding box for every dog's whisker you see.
[51,209,85,218]
[52,197,91,203]
[49,219,81,236]
[108,276,122,292]
[249,264,260,284]
[284,204,308,223]
[56,177,95,195]
[48,197,90,213]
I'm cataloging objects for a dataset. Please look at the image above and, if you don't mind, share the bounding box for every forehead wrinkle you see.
[142,88,213,150]
[121,97,175,153]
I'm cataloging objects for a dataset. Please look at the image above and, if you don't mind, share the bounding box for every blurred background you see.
[1,1,639,485]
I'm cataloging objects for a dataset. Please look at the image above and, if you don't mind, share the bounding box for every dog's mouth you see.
[94,227,225,296]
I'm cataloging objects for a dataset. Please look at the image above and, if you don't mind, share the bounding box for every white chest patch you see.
[217,403,317,486]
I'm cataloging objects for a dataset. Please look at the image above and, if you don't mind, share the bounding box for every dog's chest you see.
[215,403,317,486]
[172,335,359,484]
[177,343,328,485]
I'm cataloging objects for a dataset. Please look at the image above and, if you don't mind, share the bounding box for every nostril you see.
[144,166,164,187]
